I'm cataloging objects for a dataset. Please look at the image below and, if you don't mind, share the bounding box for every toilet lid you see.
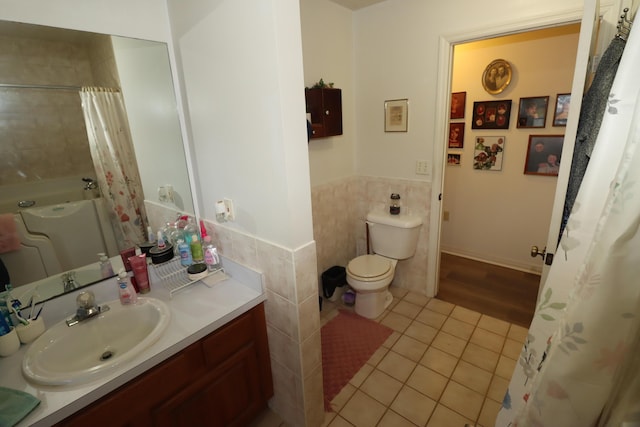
[347,255,391,278]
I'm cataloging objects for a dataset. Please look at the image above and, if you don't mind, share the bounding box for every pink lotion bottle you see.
[129,254,150,294]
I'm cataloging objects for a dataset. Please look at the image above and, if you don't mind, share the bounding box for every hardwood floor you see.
[437,252,540,328]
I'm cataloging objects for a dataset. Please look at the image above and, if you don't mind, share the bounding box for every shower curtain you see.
[80,88,147,250]
[496,21,640,427]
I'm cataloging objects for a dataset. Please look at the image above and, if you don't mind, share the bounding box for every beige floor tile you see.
[326,415,352,427]
[508,323,529,342]
[420,346,459,378]
[478,398,502,427]
[451,360,492,395]
[367,345,389,367]
[470,327,506,353]
[406,364,448,401]
[382,330,401,348]
[392,300,422,319]
[426,299,455,316]
[380,311,412,333]
[441,317,475,341]
[390,385,436,426]
[461,342,500,373]
[403,291,431,307]
[392,335,429,362]
[431,331,468,358]
[404,320,438,345]
[377,350,417,382]
[426,404,474,427]
[487,375,510,403]
[360,369,403,407]
[440,381,484,421]
[377,409,418,427]
[320,410,337,427]
[340,390,387,427]
[450,305,482,325]
[349,362,373,387]
[477,314,511,336]
[330,383,357,413]
[495,355,517,379]
[502,338,523,360]
[415,308,447,329]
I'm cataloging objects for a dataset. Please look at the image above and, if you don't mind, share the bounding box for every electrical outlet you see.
[416,160,428,175]
[443,211,450,221]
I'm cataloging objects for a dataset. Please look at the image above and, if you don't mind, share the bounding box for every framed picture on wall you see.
[481,59,512,95]
[553,93,571,126]
[473,136,505,171]
[524,135,564,176]
[471,100,511,129]
[447,153,461,165]
[448,122,465,148]
[384,99,408,132]
[450,92,466,119]
[517,96,549,128]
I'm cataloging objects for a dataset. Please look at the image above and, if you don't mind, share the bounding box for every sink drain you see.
[100,350,114,361]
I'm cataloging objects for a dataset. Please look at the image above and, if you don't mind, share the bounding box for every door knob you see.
[531,245,546,258]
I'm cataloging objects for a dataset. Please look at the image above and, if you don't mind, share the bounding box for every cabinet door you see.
[322,88,342,137]
[152,345,264,427]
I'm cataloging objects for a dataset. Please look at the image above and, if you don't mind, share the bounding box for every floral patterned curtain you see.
[497,23,640,427]
[80,88,147,250]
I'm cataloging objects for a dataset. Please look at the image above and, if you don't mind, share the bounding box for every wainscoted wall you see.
[312,175,431,295]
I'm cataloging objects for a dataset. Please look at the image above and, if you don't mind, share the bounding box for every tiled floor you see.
[318,287,528,427]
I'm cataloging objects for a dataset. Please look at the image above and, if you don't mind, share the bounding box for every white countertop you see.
[0,257,265,427]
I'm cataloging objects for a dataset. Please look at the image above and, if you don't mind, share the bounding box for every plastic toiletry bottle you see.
[190,233,204,264]
[98,253,114,278]
[129,254,150,294]
[203,236,221,272]
[118,270,137,305]
[178,239,193,266]
[184,218,198,245]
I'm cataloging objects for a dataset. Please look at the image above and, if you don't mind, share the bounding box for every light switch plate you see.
[416,160,428,175]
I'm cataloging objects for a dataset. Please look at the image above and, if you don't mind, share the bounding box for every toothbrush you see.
[33,303,45,321]
[9,303,29,325]
[29,296,37,320]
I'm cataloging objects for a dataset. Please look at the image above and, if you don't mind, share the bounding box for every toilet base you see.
[354,289,393,319]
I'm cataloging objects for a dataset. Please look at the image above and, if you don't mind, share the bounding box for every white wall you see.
[112,37,195,214]
[441,27,579,272]
[301,0,356,187]
[167,0,313,249]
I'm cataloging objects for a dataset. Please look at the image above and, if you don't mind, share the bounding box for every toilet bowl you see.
[346,254,398,319]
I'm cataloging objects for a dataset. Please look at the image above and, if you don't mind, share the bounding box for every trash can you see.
[321,266,346,301]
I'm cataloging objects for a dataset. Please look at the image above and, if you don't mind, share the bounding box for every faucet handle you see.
[76,291,95,309]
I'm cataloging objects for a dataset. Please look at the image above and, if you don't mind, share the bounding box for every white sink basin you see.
[22,297,170,386]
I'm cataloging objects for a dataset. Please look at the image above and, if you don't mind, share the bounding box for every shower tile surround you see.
[312,176,431,295]
[0,29,119,187]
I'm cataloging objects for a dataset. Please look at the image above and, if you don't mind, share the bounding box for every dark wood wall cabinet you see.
[55,303,273,427]
[305,88,343,139]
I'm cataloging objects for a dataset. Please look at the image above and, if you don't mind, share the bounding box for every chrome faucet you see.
[62,271,79,292]
[66,291,110,327]
[82,177,98,191]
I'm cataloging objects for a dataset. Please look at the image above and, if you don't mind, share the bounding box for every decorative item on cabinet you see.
[305,84,343,139]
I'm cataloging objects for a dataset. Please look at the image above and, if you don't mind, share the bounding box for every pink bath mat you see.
[321,309,393,411]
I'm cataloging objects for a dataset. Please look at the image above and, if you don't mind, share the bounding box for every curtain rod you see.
[0,83,82,91]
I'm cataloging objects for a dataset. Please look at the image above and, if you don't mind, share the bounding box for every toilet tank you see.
[366,211,423,260]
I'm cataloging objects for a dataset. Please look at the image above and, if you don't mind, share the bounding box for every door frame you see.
[426,1,619,297]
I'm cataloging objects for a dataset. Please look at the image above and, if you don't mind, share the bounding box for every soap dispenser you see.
[117,270,137,305]
[98,253,114,278]
[390,193,401,215]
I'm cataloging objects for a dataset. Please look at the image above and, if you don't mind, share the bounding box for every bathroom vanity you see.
[0,257,272,427]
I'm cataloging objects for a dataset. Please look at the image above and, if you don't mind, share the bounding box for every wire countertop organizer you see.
[149,256,228,296]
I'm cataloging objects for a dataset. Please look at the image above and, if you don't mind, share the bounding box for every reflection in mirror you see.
[0,20,194,304]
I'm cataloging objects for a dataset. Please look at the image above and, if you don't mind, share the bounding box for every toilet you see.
[346,210,423,319]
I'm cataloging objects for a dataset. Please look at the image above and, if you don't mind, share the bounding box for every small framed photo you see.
[448,123,465,148]
[473,136,505,171]
[385,99,408,132]
[471,100,511,129]
[517,96,549,128]
[553,93,571,126]
[447,153,461,165]
[524,135,564,176]
[450,92,466,119]
[481,59,512,95]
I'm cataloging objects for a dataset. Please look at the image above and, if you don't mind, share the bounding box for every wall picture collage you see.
[448,61,569,176]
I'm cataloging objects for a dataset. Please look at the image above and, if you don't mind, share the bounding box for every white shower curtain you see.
[80,88,147,250]
[497,21,640,427]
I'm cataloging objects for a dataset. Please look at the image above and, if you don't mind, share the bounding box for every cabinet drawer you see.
[201,310,255,368]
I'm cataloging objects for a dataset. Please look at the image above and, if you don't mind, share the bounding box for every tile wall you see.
[312,176,431,295]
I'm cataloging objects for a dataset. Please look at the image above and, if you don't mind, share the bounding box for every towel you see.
[0,215,20,254]
[0,387,40,427]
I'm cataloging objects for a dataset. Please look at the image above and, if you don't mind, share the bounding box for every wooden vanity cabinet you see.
[55,303,273,427]
[305,88,342,138]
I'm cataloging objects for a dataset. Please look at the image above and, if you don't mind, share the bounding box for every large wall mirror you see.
[0,20,194,303]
